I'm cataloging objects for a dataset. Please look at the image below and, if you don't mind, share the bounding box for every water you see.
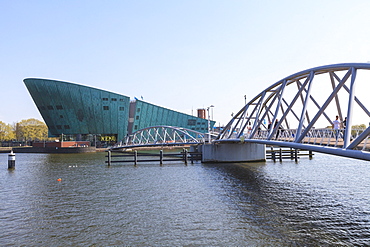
[1,152,370,246]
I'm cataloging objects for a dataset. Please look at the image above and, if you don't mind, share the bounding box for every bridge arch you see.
[113,126,212,149]
[217,63,370,160]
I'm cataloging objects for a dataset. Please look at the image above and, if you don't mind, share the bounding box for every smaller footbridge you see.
[111,126,217,150]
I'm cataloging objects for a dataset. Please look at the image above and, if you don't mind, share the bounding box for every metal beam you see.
[344,68,357,148]
[295,68,352,143]
[295,71,314,142]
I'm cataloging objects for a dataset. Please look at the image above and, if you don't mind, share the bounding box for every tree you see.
[351,124,367,136]
[16,118,48,142]
[0,121,15,141]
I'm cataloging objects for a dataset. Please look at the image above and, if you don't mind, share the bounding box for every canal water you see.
[1,151,370,246]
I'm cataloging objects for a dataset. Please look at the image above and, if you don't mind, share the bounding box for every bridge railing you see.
[112,126,216,149]
[241,128,370,150]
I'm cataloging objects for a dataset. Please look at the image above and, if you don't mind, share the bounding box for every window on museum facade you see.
[47,105,54,110]
[187,119,196,126]
[56,105,63,110]
[111,98,117,101]
[64,125,70,129]
[103,106,109,110]
[56,125,62,129]
[119,107,124,111]
[102,98,108,101]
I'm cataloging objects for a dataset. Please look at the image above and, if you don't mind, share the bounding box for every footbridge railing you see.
[228,127,369,150]
[112,126,217,149]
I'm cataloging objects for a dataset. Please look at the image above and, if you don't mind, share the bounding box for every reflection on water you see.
[1,152,370,246]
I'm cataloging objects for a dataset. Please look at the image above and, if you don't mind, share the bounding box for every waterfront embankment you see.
[0,146,108,153]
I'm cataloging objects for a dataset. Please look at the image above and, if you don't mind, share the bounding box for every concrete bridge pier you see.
[201,142,266,163]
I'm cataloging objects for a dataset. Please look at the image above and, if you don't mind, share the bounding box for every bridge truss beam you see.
[112,126,215,149]
[217,63,370,160]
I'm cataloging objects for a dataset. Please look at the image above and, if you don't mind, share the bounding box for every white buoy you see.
[8,150,15,169]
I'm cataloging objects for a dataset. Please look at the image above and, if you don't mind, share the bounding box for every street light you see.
[207,105,214,143]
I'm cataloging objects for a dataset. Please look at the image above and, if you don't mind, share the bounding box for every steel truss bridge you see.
[217,63,370,161]
[112,126,217,149]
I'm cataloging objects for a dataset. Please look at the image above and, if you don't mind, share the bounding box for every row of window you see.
[103,106,125,111]
[39,105,63,110]
[49,125,70,130]
[133,125,206,131]
[135,108,207,126]
[39,105,125,111]
[187,119,206,126]
[133,116,207,126]
[192,128,206,131]
[102,98,125,102]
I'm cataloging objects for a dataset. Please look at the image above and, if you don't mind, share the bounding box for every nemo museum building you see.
[24,78,215,145]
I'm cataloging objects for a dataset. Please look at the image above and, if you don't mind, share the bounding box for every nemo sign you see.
[100,135,117,142]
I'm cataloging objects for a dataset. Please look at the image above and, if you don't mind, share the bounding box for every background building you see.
[24,78,215,144]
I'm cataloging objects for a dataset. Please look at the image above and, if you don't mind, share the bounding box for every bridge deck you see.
[275,137,370,151]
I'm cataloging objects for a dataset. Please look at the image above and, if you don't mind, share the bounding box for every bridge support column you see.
[201,142,265,163]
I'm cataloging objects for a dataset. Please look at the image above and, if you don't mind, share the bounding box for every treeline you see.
[1,119,368,142]
[0,118,51,142]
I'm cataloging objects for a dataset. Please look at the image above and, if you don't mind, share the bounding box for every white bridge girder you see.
[112,126,217,149]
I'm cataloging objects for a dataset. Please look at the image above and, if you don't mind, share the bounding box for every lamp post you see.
[207,105,214,143]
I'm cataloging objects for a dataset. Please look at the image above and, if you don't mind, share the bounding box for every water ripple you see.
[1,152,370,246]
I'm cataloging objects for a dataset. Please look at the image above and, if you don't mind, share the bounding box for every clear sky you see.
[2,0,370,126]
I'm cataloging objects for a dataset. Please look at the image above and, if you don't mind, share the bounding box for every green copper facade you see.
[130,100,211,133]
[24,78,215,142]
[24,78,130,140]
